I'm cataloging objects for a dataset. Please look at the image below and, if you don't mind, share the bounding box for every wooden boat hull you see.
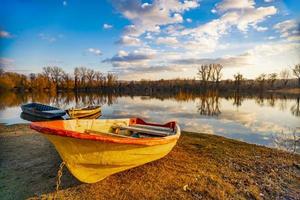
[20,112,63,122]
[21,103,66,119]
[30,119,180,183]
[67,106,101,119]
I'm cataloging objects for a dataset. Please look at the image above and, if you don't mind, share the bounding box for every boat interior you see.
[25,103,59,111]
[49,118,177,138]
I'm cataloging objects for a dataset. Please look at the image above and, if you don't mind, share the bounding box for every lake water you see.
[0,91,299,153]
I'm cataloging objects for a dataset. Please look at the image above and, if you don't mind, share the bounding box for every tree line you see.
[0,66,118,92]
[0,64,299,93]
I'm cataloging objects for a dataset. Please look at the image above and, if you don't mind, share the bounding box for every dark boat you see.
[21,103,66,119]
[20,112,64,122]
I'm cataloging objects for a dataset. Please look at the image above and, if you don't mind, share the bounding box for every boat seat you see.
[84,129,132,138]
[112,125,172,137]
[130,124,173,131]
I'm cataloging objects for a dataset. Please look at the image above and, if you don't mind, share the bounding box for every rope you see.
[53,161,65,200]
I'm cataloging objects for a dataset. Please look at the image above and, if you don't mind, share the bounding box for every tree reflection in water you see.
[0,92,118,110]
[290,97,300,117]
[0,91,299,119]
[196,91,221,116]
[233,92,243,107]
[273,128,300,154]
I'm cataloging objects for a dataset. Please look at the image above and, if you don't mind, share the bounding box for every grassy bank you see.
[0,124,299,200]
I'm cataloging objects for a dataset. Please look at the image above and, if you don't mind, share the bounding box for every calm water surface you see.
[0,92,299,152]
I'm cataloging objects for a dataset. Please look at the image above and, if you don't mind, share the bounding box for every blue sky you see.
[0,0,299,80]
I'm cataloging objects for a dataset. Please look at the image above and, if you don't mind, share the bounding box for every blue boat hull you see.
[21,103,66,119]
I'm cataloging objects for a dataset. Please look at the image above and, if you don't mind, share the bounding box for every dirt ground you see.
[0,124,299,200]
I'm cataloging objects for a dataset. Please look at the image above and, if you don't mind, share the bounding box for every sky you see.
[0,0,299,80]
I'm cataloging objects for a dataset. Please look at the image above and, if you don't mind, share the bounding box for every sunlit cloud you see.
[111,0,199,37]
[215,0,255,13]
[172,53,253,67]
[273,19,300,41]
[0,30,13,38]
[156,36,179,46]
[116,35,141,46]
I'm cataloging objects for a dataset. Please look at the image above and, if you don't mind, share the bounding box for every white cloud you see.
[116,35,141,46]
[103,48,156,68]
[156,37,179,45]
[179,5,277,53]
[253,25,268,32]
[111,0,199,37]
[248,42,300,57]
[172,53,253,67]
[273,19,299,39]
[267,36,276,40]
[104,0,295,80]
[103,23,113,29]
[215,0,255,13]
[0,30,12,38]
[87,48,102,56]
[264,0,273,2]
[235,6,277,32]
[211,8,217,14]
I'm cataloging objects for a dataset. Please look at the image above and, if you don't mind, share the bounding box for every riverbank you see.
[272,88,300,94]
[0,124,299,200]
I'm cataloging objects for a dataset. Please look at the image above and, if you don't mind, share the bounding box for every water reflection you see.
[196,91,221,116]
[290,97,300,117]
[0,91,299,153]
[273,128,300,154]
[0,92,117,110]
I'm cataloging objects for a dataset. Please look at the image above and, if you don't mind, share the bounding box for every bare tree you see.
[292,64,300,87]
[234,73,243,90]
[197,64,213,87]
[61,72,73,89]
[212,64,223,86]
[78,67,87,90]
[95,71,104,88]
[50,66,64,91]
[42,66,52,89]
[86,69,95,88]
[29,73,36,89]
[74,67,80,91]
[107,73,117,87]
[268,73,277,88]
[256,73,266,90]
[197,65,206,82]
[280,69,290,87]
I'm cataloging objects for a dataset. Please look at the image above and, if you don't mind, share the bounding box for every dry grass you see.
[0,124,299,200]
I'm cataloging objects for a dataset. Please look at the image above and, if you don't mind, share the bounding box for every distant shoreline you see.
[0,124,299,199]
[271,88,300,94]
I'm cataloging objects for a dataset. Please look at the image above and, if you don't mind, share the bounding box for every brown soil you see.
[0,124,299,200]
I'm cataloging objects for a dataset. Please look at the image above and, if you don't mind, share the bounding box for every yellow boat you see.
[67,106,101,119]
[30,118,180,183]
